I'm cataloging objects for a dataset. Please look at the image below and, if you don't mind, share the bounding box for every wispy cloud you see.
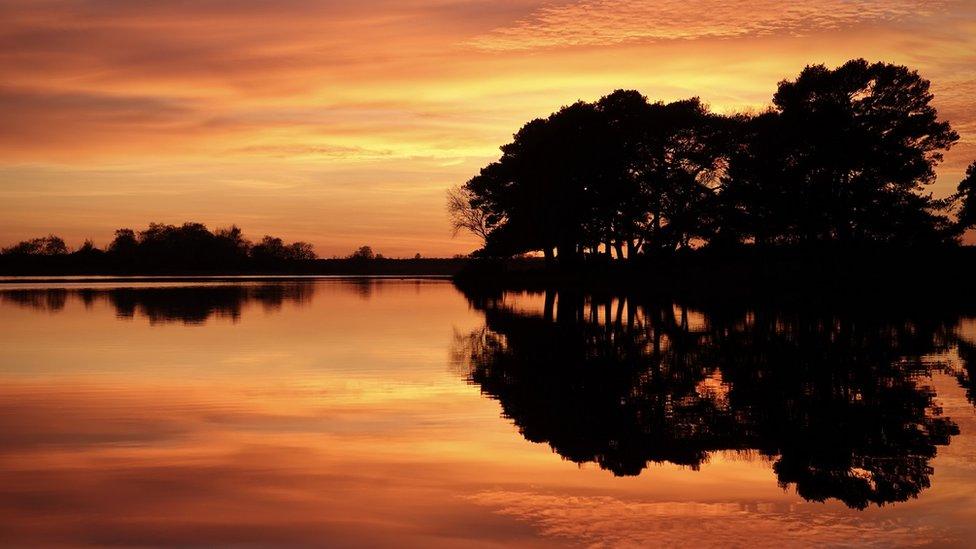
[470,0,952,50]
[227,144,395,160]
[465,490,948,547]
[0,0,973,251]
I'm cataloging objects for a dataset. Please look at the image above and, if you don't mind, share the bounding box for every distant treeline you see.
[0,222,314,273]
[0,222,470,275]
[449,59,976,263]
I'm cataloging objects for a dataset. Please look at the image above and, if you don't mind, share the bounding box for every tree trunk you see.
[557,242,576,266]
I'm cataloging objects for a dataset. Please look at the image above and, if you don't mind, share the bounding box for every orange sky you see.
[1,0,975,256]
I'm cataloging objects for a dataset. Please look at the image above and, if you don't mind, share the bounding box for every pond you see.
[1,278,974,547]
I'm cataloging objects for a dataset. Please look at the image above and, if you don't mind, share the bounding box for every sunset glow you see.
[1,1,975,254]
[2,280,975,546]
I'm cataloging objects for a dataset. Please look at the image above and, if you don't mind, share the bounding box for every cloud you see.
[464,490,953,547]
[0,0,974,251]
[469,0,953,51]
[0,86,196,127]
[0,86,250,159]
[932,78,976,171]
[228,144,395,160]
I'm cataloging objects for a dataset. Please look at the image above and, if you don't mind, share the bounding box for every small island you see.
[447,59,976,297]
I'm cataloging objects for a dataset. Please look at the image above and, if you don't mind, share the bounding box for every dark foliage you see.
[957,161,976,231]
[1,234,69,256]
[0,222,316,274]
[453,60,970,262]
[346,245,377,261]
[453,288,975,509]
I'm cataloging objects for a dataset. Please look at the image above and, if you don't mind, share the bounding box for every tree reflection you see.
[0,283,315,324]
[453,289,974,509]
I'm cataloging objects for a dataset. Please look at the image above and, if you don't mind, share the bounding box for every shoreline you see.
[0,257,471,278]
[452,246,976,309]
[0,274,454,285]
[3,246,975,306]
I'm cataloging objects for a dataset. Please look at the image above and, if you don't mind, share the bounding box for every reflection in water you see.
[2,280,976,546]
[956,338,976,404]
[0,283,314,324]
[0,287,69,312]
[453,289,976,509]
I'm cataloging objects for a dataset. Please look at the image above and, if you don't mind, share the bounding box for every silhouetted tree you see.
[108,228,138,256]
[215,225,251,258]
[719,110,795,245]
[464,92,728,262]
[347,245,376,261]
[1,222,317,274]
[76,239,96,254]
[288,241,316,261]
[70,239,104,265]
[591,89,650,258]
[466,101,614,263]
[101,223,314,270]
[447,184,490,245]
[459,60,963,259]
[1,234,68,256]
[251,235,315,263]
[627,97,728,254]
[957,161,976,231]
[724,59,959,245]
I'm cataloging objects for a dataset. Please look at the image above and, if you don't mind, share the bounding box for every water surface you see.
[1,279,975,547]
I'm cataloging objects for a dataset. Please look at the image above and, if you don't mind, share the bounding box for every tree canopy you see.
[1,235,68,256]
[1,222,316,271]
[452,60,970,262]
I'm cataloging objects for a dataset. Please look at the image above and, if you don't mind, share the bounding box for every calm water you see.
[1,278,975,547]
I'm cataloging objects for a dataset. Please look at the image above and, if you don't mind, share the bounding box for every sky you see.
[1,0,974,256]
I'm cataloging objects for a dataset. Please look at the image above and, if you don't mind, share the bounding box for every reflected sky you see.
[1,279,975,547]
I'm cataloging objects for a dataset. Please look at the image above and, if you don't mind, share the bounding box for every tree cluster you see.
[345,245,386,261]
[1,235,69,256]
[1,222,316,270]
[451,60,976,263]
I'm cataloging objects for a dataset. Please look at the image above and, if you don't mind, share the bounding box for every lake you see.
[1,278,975,547]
